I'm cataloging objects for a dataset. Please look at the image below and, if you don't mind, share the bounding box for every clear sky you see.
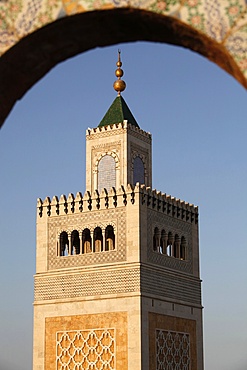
[0,42,246,370]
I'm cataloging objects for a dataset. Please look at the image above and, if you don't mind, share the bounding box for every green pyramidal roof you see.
[98,95,139,128]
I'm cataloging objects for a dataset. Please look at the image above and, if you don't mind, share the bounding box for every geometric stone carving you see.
[156,329,190,370]
[34,268,140,301]
[141,267,201,305]
[56,329,115,370]
[34,265,201,304]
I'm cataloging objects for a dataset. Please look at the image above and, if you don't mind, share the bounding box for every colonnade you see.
[153,228,187,260]
[58,225,115,256]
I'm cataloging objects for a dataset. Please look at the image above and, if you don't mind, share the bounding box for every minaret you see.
[33,52,204,370]
[85,51,152,193]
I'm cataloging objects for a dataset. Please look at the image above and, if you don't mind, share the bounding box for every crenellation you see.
[60,194,68,214]
[108,187,117,208]
[127,183,135,204]
[50,195,59,216]
[118,185,127,206]
[43,196,51,216]
[87,121,126,137]
[37,184,198,226]
[139,185,198,224]
[37,198,43,218]
[86,121,151,142]
[75,192,83,213]
[67,193,75,214]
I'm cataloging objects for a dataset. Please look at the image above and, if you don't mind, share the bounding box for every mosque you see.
[33,52,203,370]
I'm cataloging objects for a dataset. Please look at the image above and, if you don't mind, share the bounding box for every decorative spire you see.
[113,50,126,96]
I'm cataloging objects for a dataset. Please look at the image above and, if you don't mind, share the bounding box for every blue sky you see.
[0,42,246,370]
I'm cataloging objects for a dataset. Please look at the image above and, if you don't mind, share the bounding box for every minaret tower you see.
[86,51,152,193]
[33,53,203,370]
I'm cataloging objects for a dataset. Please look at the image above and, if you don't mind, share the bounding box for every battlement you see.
[37,183,198,224]
[140,185,198,224]
[86,121,151,141]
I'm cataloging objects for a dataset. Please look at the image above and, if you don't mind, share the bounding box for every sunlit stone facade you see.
[33,92,203,369]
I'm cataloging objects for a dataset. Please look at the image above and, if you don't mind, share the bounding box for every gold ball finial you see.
[113,50,126,95]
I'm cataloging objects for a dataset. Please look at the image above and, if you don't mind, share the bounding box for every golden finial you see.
[113,50,126,95]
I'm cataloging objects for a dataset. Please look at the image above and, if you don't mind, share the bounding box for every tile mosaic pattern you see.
[0,0,246,81]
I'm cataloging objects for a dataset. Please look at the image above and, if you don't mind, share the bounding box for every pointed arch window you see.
[59,231,69,256]
[71,230,80,255]
[160,229,167,254]
[105,225,115,251]
[94,227,103,252]
[133,156,145,185]
[167,232,173,257]
[153,227,160,252]
[151,228,188,261]
[82,228,92,254]
[180,236,187,260]
[98,155,116,192]
[174,234,180,258]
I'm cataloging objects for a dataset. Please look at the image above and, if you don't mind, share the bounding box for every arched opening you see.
[105,225,115,251]
[98,155,116,192]
[180,236,187,261]
[1,8,246,128]
[133,156,145,185]
[153,227,160,252]
[59,231,69,256]
[94,227,103,253]
[174,234,180,258]
[82,228,92,254]
[167,231,173,257]
[160,229,167,255]
[71,230,80,255]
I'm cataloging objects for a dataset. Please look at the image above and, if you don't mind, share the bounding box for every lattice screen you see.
[56,329,115,370]
[156,329,190,370]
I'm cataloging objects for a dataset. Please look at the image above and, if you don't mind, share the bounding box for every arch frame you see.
[1,7,246,127]
[95,151,120,192]
[131,152,147,186]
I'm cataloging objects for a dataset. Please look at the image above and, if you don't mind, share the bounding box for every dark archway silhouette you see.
[0,8,246,128]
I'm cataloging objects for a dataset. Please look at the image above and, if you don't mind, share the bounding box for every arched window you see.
[174,234,180,258]
[71,230,80,255]
[167,232,173,257]
[98,155,116,192]
[160,229,167,254]
[153,227,160,252]
[59,231,69,256]
[82,228,91,254]
[180,236,187,260]
[133,156,145,185]
[94,227,103,253]
[105,225,115,251]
